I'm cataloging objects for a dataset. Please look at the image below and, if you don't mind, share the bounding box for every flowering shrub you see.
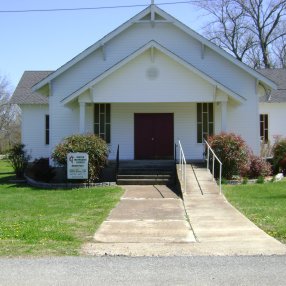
[207,133,250,179]
[241,155,272,179]
[52,134,109,181]
[272,137,286,175]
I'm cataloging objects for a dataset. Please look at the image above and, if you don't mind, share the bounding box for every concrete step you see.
[119,160,175,167]
[117,178,173,185]
[118,169,174,175]
[117,174,172,179]
[116,160,176,185]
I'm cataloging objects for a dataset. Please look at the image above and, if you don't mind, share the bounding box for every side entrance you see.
[134,113,174,160]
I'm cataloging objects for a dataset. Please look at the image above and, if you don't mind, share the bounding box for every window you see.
[260,114,268,143]
[197,103,214,143]
[45,115,49,145]
[94,104,111,143]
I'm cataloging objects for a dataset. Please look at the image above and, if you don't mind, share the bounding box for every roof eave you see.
[153,6,277,90]
[32,5,152,92]
[32,4,276,93]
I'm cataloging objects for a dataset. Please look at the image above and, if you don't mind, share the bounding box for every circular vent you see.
[146,67,159,80]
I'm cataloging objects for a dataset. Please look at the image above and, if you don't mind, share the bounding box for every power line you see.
[0,1,193,14]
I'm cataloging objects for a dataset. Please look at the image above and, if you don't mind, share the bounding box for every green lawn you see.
[0,160,123,256]
[224,180,286,244]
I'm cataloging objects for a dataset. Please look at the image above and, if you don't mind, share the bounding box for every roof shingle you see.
[10,71,53,104]
[258,69,286,103]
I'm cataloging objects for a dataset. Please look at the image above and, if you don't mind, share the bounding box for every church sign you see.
[67,153,89,179]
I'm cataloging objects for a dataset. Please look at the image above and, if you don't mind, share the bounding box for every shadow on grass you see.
[0,175,16,185]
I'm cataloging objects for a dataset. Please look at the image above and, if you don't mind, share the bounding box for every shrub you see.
[51,134,109,182]
[29,158,56,182]
[7,143,30,178]
[272,138,286,175]
[242,177,248,185]
[256,176,265,184]
[207,133,250,179]
[241,155,272,179]
[221,177,228,185]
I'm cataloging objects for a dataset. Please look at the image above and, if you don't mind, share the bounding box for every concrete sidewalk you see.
[82,165,286,256]
[92,185,195,244]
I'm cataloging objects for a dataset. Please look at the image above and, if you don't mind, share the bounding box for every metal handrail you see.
[115,144,120,178]
[178,140,187,193]
[204,139,222,194]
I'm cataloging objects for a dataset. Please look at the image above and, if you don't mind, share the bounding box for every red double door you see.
[134,113,174,160]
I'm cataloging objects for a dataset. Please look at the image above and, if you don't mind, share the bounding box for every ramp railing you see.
[204,139,222,194]
[178,140,187,193]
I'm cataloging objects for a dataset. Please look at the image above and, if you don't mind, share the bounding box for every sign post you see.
[67,153,89,180]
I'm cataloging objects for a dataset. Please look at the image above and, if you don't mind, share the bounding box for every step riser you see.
[117,179,174,185]
[118,175,172,179]
[118,171,173,176]
[116,162,176,185]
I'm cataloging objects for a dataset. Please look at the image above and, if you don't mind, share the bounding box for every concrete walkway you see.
[83,164,286,256]
[92,185,195,244]
[181,164,286,255]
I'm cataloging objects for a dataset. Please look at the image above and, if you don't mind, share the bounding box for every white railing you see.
[178,140,187,193]
[204,139,222,194]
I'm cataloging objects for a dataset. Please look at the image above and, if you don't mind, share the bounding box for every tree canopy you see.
[194,0,286,68]
[0,75,20,153]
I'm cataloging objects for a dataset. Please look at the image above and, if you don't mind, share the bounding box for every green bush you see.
[242,177,248,185]
[256,176,265,184]
[7,143,31,178]
[207,133,250,179]
[51,134,109,182]
[28,158,56,182]
[272,138,286,175]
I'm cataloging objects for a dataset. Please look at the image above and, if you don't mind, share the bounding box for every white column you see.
[79,102,86,134]
[221,101,227,132]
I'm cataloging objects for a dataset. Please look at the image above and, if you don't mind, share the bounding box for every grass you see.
[0,159,123,256]
[224,180,286,244]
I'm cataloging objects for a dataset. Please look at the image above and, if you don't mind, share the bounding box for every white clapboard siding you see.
[259,103,286,143]
[91,50,214,103]
[21,105,50,160]
[52,23,257,103]
[47,14,262,160]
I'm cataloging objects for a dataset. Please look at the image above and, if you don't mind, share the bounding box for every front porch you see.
[77,102,229,161]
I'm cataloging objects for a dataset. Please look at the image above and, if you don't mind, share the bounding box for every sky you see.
[0,0,206,90]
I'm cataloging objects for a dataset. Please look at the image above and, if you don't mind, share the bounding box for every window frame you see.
[197,103,214,143]
[260,114,269,143]
[45,114,49,145]
[94,103,111,143]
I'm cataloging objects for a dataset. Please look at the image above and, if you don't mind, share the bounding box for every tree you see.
[194,0,286,68]
[0,75,21,153]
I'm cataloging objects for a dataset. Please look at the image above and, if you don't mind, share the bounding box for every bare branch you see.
[193,0,286,68]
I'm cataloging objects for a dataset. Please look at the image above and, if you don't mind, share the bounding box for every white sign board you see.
[67,153,89,179]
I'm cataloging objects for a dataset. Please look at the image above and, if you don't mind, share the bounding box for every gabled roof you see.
[62,40,246,105]
[258,69,286,103]
[32,4,276,93]
[10,71,53,105]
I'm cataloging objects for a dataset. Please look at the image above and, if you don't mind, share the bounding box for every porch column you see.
[79,102,86,134]
[221,101,227,132]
